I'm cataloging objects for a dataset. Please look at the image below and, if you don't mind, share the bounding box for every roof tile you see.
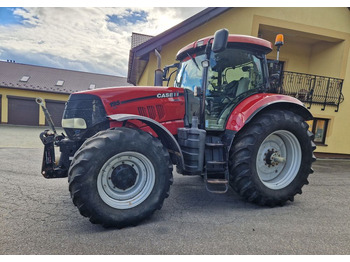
[0,61,133,94]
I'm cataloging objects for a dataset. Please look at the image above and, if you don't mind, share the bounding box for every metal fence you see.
[278,71,344,112]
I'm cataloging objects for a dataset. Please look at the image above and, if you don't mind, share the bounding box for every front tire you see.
[68,127,173,228]
[229,110,316,206]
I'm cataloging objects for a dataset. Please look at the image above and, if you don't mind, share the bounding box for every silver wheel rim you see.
[97,151,155,209]
[256,130,301,190]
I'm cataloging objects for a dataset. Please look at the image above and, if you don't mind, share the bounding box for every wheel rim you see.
[256,130,301,190]
[97,151,155,209]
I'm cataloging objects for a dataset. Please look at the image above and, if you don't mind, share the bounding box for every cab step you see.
[204,135,230,193]
[206,178,228,184]
[205,142,225,147]
[205,177,229,194]
[206,160,226,165]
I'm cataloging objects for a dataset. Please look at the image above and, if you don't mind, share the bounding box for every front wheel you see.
[229,110,316,206]
[68,127,173,228]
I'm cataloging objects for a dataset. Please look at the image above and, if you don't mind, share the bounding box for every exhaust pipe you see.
[154,49,163,86]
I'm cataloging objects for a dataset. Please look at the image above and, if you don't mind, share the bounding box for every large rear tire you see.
[68,127,173,228]
[229,110,316,206]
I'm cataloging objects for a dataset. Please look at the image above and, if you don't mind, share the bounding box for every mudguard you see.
[108,114,185,171]
[225,93,313,132]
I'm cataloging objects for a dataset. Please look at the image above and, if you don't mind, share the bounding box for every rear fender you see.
[108,114,185,171]
[226,93,313,132]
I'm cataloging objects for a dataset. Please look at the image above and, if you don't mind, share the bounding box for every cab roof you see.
[176,34,273,60]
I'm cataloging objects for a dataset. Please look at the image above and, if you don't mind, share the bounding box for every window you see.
[308,118,329,145]
[20,76,30,82]
[175,48,264,93]
[56,80,64,86]
[175,47,265,131]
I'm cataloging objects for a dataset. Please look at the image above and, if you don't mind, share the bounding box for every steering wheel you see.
[220,81,238,103]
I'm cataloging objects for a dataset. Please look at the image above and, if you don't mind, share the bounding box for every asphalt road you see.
[0,125,350,254]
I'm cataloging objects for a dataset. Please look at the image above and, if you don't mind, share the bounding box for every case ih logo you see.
[156,92,180,99]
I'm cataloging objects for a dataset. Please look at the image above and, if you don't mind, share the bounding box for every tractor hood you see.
[62,86,186,140]
[72,85,186,122]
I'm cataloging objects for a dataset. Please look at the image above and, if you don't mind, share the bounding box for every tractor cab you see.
[172,31,273,131]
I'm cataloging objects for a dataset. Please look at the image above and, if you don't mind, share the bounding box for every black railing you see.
[277,71,344,112]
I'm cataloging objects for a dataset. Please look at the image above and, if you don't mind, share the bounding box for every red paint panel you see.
[177,34,273,59]
[79,86,186,136]
[225,93,305,131]
[78,86,185,123]
[109,119,184,136]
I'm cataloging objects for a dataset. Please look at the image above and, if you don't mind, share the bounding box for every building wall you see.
[136,7,350,155]
[0,88,68,126]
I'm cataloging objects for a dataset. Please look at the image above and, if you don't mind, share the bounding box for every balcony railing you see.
[277,71,344,112]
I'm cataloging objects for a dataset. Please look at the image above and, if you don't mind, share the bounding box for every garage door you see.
[7,96,39,126]
[45,99,66,127]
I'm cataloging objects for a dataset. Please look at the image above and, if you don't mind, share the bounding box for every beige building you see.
[0,61,131,126]
[128,7,350,157]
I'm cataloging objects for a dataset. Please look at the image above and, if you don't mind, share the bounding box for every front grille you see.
[138,107,147,117]
[137,105,165,120]
[156,105,165,119]
[147,106,156,119]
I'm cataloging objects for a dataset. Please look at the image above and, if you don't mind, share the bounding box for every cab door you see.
[204,48,266,131]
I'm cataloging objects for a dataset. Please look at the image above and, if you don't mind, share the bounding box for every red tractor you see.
[38,29,316,228]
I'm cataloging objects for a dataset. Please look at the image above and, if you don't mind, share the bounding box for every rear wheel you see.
[229,110,316,206]
[68,127,173,228]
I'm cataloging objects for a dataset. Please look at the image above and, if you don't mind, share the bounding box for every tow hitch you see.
[39,130,68,178]
[36,98,70,179]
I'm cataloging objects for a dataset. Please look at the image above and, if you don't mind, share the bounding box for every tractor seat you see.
[236,77,250,96]
[217,77,250,126]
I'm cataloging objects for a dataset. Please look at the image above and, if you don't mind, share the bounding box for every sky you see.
[0,1,346,78]
[0,5,205,77]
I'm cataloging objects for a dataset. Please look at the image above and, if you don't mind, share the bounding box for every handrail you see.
[278,71,344,112]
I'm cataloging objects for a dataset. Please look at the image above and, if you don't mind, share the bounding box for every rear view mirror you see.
[212,28,229,53]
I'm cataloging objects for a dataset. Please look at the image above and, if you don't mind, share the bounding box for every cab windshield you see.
[175,47,265,130]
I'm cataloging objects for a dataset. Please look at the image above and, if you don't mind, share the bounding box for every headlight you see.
[62,118,87,129]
